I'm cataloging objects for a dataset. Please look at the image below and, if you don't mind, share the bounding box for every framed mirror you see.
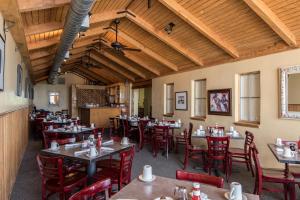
[280,65,300,119]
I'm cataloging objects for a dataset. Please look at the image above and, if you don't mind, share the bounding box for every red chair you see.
[94,147,135,193]
[137,120,151,151]
[36,154,87,200]
[152,126,171,158]
[183,128,206,170]
[250,143,295,200]
[69,178,111,200]
[34,118,44,138]
[229,131,254,177]
[175,122,193,153]
[176,170,224,188]
[206,136,230,181]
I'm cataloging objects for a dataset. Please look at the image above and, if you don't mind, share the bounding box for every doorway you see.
[132,87,152,117]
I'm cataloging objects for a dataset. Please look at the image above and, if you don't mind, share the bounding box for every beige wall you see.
[288,73,300,104]
[33,73,86,112]
[152,48,300,168]
[0,13,30,113]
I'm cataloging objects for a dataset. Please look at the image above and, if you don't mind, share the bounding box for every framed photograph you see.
[175,91,188,110]
[16,64,22,96]
[208,89,232,116]
[0,34,5,91]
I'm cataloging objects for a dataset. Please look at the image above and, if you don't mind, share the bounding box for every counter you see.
[79,107,121,128]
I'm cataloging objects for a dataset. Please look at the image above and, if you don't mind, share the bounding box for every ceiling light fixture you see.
[164,22,175,34]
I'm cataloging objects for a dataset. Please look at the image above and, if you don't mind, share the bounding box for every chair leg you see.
[41,184,46,200]
[183,150,189,170]
[175,139,178,154]
[59,192,65,200]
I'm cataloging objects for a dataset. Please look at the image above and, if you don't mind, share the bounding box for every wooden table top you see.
[110,176,259,200]
[41,141,133,163]
[268,144,300,164]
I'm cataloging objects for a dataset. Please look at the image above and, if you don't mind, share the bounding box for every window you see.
[239,72,260,123]
[192,79,206,118]
[165,83,174,115]
[49,92,60,106]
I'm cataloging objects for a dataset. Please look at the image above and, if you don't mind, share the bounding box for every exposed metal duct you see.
[48,0,94,83]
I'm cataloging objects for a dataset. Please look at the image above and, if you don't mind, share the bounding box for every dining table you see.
[44,127,96,137]
[268,143,299,200]
[41,140,134,183]
[191,130,244,140]
[110,175,259,200]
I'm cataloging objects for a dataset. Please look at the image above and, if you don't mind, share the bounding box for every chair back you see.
[36,154,64,186]
[206,136,230,160]
[176,170,224,188]
[109,118,115,136]
[249,143,262,184]
[69,178,111,200]
[154,125,170,138]
[119,147,135,188]
[120,119,130,137]
[188,122,193,145]
[43,132,74,148]
[244,131,254,154]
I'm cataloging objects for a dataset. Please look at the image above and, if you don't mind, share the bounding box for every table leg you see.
[87,161,96,184]
[284,163,289,178]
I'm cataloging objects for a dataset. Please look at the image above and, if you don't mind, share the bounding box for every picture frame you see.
[175,91,188,110]
[16,64,22,96]
[207,88,232,116]
[0,34,5,91]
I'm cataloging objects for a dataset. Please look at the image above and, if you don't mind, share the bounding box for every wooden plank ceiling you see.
[5,0,299,84]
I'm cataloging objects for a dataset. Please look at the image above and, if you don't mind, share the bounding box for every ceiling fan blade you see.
[123,48,141,52]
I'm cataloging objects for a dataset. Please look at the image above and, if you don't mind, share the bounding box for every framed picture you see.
[175,91,188,110]
[16,64,22,96]
[0,34,5,91]
[208,89,232,116]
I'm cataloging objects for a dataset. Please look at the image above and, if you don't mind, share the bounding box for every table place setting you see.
[224,182,247,200]
[274,137,299,158]
[138,165,156,183]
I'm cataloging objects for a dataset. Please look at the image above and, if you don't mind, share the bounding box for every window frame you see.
[48,91,60,106]
[191,79,207,120]
[236,71,261,127]
[164,83,174,116]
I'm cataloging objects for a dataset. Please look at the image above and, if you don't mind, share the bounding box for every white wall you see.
[0,12,31,113]
[33,73,86,112]
[152,48,300,168]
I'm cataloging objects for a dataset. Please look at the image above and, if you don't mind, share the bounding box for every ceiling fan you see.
[103,19,141,55]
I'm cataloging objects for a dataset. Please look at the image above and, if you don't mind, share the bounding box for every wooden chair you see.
[34,118,45,139]
[228,131,254,178]
[137,119,151,151]
[183,128,206,170]
[68,178,111,200]
[175,122,193,153]
[176,170,224,188]
[36,154,87,200]
[152,126,171,158]
[109,117,116,137]
[94,147,135,193]
[206,136,230,181]
[250,143,295,200]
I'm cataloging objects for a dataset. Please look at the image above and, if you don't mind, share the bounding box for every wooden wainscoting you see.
[0,107,29,200]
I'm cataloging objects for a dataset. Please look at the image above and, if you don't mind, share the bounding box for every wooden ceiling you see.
[2,0,300,84]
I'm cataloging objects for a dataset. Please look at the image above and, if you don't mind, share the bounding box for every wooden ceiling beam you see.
[76,66,110,84]
[71,68,98,82]
[18,0,70,12]
[89,67,123,83]
[35,75,49,83]
[158,0,239,58]
[243,0,297,47]
[90,9,126,25]
[99,49,148,79]
[31,55,54,66]
[108,28,178,71]
[30,50,53,60]
[126,10,204,67]
[90,51,135,82]
[25,21,63,36]
[28,37,60,51]
[123,52,160,76]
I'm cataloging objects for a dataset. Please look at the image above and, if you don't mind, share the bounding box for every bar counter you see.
[79,107,121,128]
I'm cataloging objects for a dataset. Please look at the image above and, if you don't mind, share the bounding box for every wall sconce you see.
[164,22,175,34]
